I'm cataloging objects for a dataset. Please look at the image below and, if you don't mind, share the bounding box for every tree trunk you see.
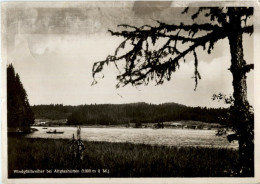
[227,8,254,176]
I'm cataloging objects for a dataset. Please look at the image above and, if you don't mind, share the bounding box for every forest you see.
[7,64,34,132]
[67,103,227,125]
[31,104,79,120]
[31,103,227,125]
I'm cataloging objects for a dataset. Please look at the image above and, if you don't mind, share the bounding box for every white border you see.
[1,1,260,184]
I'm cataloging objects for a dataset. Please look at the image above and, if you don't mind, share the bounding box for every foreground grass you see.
[8,136,239,178]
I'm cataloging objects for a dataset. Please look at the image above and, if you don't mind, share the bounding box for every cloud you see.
[5,3,254,107]
[132,1,173,16]
[8,32,253,107]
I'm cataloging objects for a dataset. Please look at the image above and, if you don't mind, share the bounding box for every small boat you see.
[46,129,64,134]
[42,127,48,129]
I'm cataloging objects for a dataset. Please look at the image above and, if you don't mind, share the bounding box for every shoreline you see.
[32,120,223,130]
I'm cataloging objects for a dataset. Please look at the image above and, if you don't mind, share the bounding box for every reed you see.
[8,136,239,178]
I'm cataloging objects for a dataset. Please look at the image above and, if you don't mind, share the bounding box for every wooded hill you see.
[31,104,79,120]
[31,103,227,125]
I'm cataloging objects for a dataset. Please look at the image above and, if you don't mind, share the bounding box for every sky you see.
[2,2,255,107]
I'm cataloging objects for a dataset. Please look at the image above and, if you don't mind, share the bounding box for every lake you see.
[27,126,238,149]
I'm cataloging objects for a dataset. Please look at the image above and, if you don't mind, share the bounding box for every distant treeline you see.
[31,104,79,120]
[31,103,227,125]
[64,102,227,125]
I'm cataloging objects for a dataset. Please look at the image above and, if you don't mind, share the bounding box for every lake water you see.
[27,126,238,149]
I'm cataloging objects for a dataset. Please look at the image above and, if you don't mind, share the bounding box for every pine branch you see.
[92,7,253,88]
[157,22,220,32]
[93,25,226,88]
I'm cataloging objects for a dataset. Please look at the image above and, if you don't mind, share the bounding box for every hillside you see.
[66,103,227,125]
[31,104,80,120]
[31,103,227,126]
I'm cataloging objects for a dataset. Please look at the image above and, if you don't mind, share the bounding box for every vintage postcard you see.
[1,1,260,184]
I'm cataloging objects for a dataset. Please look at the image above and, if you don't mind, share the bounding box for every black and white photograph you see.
[1,1,260,183]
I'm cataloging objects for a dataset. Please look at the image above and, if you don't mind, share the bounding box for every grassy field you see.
[8,136,239,178]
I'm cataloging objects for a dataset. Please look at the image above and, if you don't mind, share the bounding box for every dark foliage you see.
[92,7,253,89]
[67,102,227,125]
[7,64,34,132]
[31,104,80,120]
[213,93,254,176]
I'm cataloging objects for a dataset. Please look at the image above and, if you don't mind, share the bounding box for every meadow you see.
[8,136,239,178]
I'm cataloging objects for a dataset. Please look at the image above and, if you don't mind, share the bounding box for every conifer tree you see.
[7,64,34,132]
[92,7,254,176]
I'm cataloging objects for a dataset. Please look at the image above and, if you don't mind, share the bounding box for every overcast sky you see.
[2,2,254,107]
